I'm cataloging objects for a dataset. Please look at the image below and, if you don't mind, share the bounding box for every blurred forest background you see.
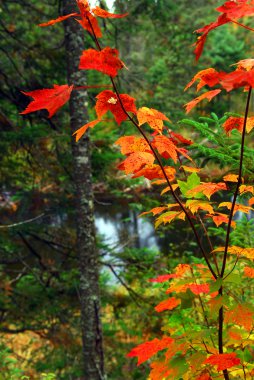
[1,0,254,379]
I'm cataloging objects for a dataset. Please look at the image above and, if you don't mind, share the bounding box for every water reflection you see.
[95,203,159,252]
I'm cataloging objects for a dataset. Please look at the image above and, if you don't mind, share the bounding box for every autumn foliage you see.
[20,0,254,379]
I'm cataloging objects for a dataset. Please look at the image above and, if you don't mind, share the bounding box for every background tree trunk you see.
[62,1,104,379]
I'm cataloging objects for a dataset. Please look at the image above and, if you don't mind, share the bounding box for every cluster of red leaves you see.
[185,58,254,112]
[115,131,192,178]
[127,336,174,365]
[194,1,254,61]
[39,0,128,38]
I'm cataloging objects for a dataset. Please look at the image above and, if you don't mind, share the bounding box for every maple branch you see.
[221,87,252,277]
[171,138,220,273]
[85,15,217,279]
[0,213,45,229]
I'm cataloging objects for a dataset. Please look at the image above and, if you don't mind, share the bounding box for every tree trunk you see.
[62,1,104,379]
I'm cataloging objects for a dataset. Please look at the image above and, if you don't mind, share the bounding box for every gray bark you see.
[62,1,104,379]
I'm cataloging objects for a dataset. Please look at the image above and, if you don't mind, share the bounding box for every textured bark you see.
[62,1,104,379]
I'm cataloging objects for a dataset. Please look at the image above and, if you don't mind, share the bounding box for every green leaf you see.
[210,277,223,293]
[177,172,202,199]
[224,273,242,285]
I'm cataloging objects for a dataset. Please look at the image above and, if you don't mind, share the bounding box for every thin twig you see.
[221,87,252,277]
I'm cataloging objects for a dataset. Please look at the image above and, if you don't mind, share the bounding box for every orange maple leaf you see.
[185,68,222,91]
[186,200,214,215]
[152,135,178,163]
[188,182,227,200]
[127,336,174,365]
[225,304,254,331]
[137,107,170,133]
[20,84,73,118]
[213,246,254,260]
[154,297,181,312]
[95,90,137,125]
[115,136,150,155]
[155,210,186,228]
[132,165,176,181]
[140,206,168,217]
[150,361,175,380]
[118,152,155,175]
[244,266,254,278]
[218,202,254,215]
[204,353,240,371]
[79,47,124,77]
[73,119,101,141]
[206,213,236,228]
[234,58,254,71]
[239,185,254,195]
[184,90,221,113]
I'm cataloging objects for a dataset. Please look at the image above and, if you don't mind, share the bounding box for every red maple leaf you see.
[95,90,137,125]
[194,1,254,60]
[187,182,227,200]
[204,353,240,371]
[131,165,176,181]
[154,297,181,312]
[92,6,128,18]
[194,14,230,61]
[170,132,193,146]
[184,90,221,113]
[148,274,177,283]
[76,13,102,38]
[79,47,124,77]
[39,13,79,27]
[20,84,73,118]
[217,1,254,19]
[185,68,224,91]
[189,283,210,295]
[127,336,174,365]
